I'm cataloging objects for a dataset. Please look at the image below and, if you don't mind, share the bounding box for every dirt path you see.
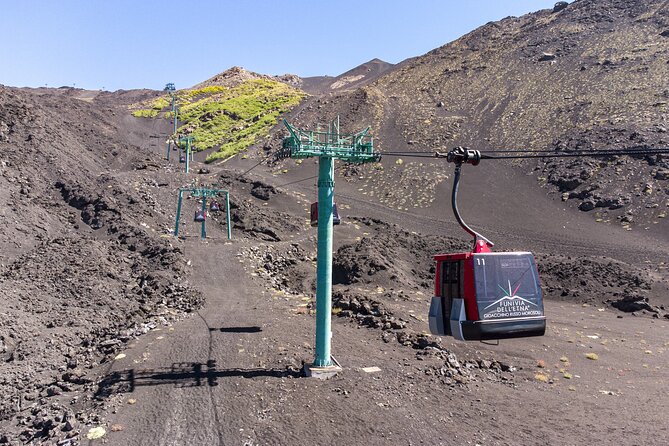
[94,238,258,445]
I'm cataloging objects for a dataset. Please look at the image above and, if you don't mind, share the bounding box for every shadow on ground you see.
[95,360,302,399]
[210,326,262,333]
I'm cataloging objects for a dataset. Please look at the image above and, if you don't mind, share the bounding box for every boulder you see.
[554,176,582,191]
[539,53,557,62]
[553,1,568,13]
[595,195,630,210]
[579,200,596,211]
[611,295,656,313]
[655,168,669,180]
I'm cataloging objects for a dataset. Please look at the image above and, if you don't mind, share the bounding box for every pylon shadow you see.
[95,360,302,400]
[210,326,262,333]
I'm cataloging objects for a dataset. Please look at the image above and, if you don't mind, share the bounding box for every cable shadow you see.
[210,326,262,333]
[95,360,302,400]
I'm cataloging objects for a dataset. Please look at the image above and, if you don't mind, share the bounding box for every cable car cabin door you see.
[429,259,465,338]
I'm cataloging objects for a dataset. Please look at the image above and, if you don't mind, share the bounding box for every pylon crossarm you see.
[178,135,194,149]
[184,187,226,198]
[282,120,379,163]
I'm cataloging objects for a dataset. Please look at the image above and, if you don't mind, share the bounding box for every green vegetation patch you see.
[132,109,160,118]
[151,96,170,110]
[130,96,172,117]
[129,79,304,162]
[180,85,227,99]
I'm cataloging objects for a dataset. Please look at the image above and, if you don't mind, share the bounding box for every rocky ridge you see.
[280,0,669,228]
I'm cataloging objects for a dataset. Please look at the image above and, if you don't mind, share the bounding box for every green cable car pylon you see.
[174,185,232,240]
[178,135,195,173]
[282,117,379,375]
[164,83,177,161]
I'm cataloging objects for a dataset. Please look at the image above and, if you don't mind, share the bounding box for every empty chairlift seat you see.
[194,210,206,222]
[210,201,221,212]
[310,202,341,227]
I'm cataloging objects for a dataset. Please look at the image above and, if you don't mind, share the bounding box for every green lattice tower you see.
[283,117,380,369]
[178,135,195,173]
[164,83,177,161]
[172,104,178,139]
[174,185,231,240]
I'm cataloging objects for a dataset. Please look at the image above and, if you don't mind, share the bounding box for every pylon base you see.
[304,363,342,379]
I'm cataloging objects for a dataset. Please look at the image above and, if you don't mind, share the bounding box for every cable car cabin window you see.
[473,253,544,321]
[440,261,464,330]
[440,261,463,298]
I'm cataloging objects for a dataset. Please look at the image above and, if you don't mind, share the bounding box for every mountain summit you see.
[191,66,269,89]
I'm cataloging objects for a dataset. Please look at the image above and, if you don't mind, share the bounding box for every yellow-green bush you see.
[132,109,159,118]
[150,96,170,110]
[129,78,304,162]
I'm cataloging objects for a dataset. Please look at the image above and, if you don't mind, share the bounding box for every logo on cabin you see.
[484,280,539,310]
[481,280,541,319]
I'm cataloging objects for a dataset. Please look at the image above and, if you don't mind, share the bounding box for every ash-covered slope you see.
[0,87,202,433]
[383,0,669,151]
[300,58,395,94]
[285,0,669,229]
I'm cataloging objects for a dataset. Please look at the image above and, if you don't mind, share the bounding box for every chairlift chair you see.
[310,202,341,227]
[194,210,206,222]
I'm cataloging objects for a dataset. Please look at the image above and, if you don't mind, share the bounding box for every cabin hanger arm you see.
[445,147,494,251]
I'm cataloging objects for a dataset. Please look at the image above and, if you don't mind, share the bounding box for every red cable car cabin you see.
[427,147,546,341]
[429,244,546,341]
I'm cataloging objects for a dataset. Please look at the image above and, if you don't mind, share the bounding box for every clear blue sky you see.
[1,0,563,91]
